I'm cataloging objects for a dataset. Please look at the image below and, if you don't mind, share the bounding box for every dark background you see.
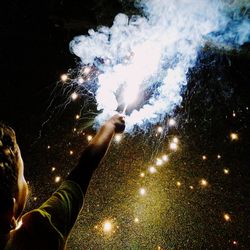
[0,1,249,249]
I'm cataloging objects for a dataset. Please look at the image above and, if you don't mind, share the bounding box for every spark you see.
[217,154,221,159]
[140,172,145,178]
[103,220,113,233]
[162,154,169,162]
[87,135,93,142]
[232,240,238,245]
[83,66,91,75]
[33,197,37,201]
[189,185,194,190]
[223,168,230,175]
[134,217,139,223]
[73,128,77,132]
[139,188,146,196]
[223,213,231,222]
[149,166,157,174]
[200,179,208,187]
[202,155,207,160]
[169,142,178,151]
[55,176,61,183]
[61,74,68,82]
[114,134,122,143]
[156,158,163,166]
[172,137,179,144]
[51,167,56,172]
[71,92,78,100]
[75,114,80,120]
[168,118,176,127]
[230,133,239,141]
[157,126,163,133]
[78,77,84,84]
[47,145,51,149]
[232,111,236,117]
[69,150,74,155]
[176,181,181,187]
[168,118,176,126]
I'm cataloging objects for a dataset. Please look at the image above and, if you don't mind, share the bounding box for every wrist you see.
[102,121,116,133]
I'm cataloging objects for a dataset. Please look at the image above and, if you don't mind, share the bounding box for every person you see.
[0,114,125,250]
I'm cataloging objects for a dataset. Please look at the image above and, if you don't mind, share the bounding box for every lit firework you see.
[66,0,249,131]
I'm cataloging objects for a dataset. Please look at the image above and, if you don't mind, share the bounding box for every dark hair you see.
[0,123,18,211]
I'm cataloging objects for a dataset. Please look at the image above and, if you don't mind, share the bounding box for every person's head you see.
[0,123,28,234]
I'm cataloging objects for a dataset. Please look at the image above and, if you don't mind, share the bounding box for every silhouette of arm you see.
[66,114,125,195]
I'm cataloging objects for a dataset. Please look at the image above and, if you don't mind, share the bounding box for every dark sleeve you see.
[66,146,101,195]
[36,180,84,239]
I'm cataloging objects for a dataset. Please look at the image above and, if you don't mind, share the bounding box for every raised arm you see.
[66,114,125,195]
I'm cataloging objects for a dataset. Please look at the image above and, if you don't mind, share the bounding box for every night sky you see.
[0,1,250,249]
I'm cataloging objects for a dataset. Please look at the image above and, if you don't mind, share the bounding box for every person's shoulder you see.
[6,210,61,250]
[21,209,53,232]
[17,210,63,248]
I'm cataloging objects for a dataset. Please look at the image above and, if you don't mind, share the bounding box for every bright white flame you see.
[123,85,139,108]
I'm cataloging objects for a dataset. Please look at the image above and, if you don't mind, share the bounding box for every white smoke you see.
[70,0,250,131]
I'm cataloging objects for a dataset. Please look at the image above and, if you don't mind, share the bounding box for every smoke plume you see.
[70,0,250,131]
